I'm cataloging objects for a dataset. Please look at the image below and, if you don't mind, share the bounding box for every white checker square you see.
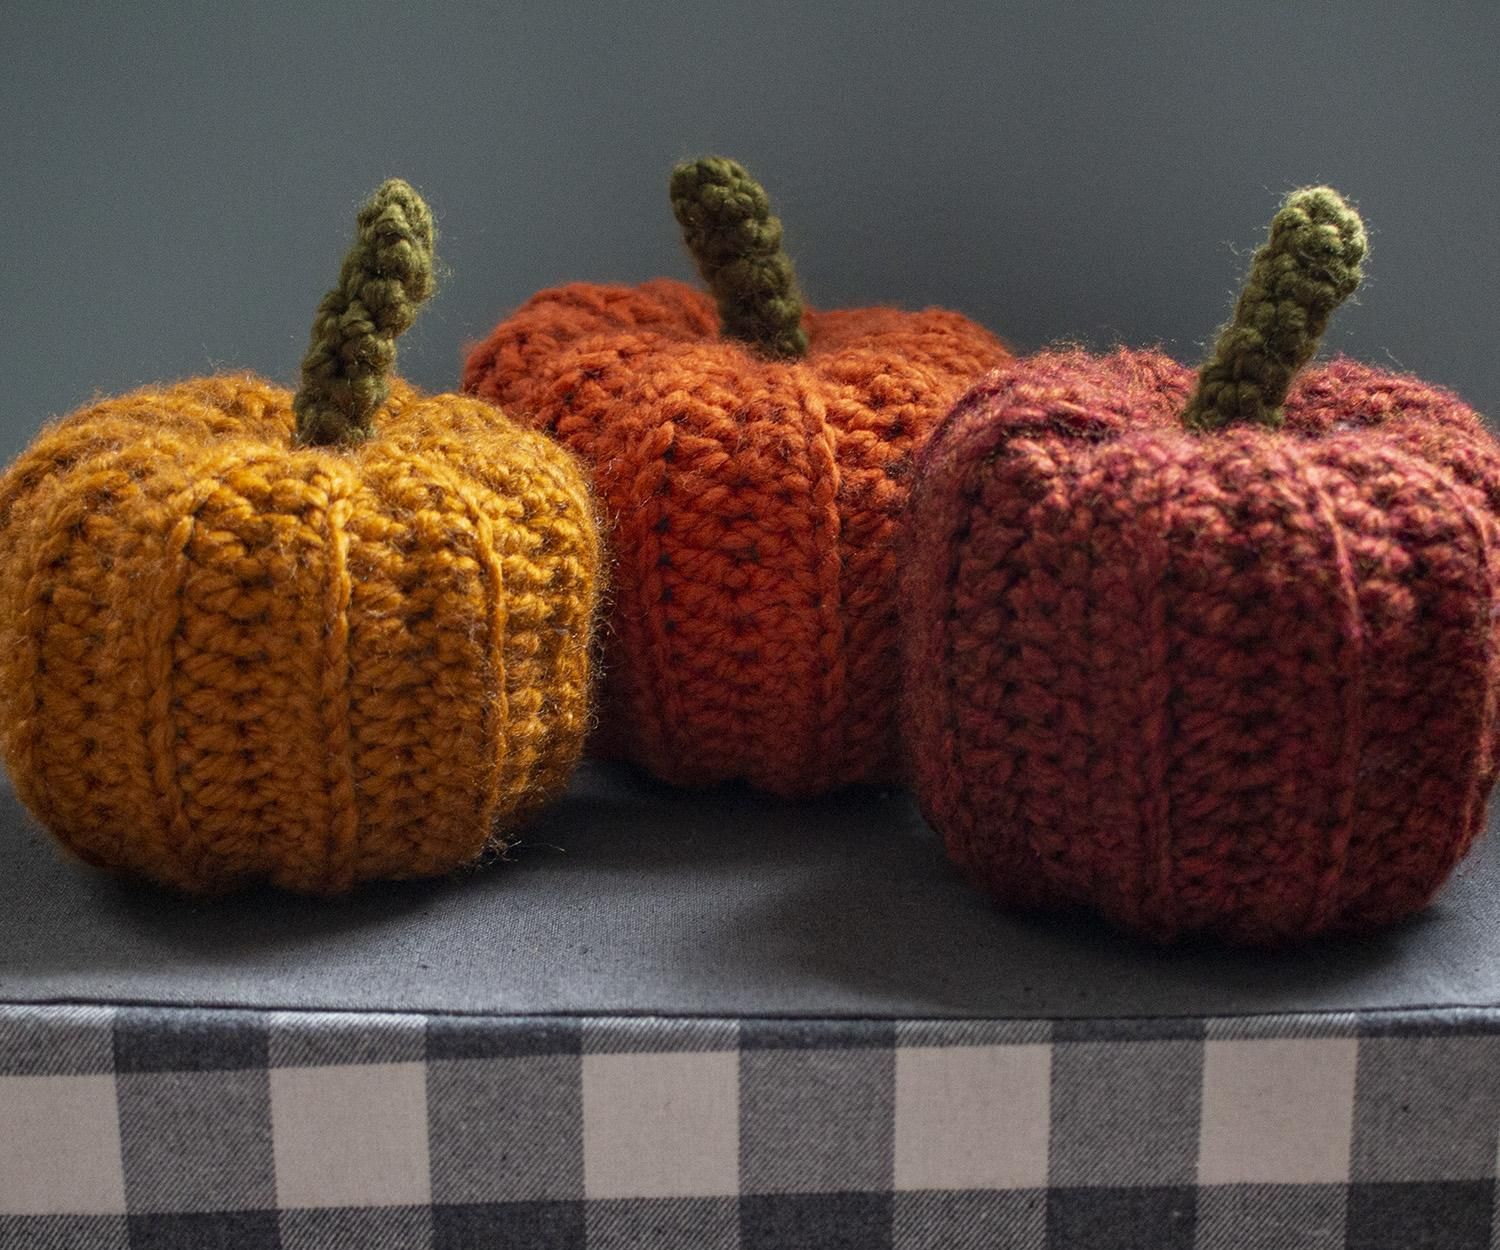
[1198,1038,1358,1185]
[894,1044,1051,1191]
[582,1052,739,1199]
[270,1062,430,1208]
[0,1074,126,1215]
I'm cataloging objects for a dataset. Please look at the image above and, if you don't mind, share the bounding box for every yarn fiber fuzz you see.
[901,188,1500,944]
[0,181,603,893]
[464,158,1009,796]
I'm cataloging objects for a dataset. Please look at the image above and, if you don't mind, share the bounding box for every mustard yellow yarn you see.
[0,185,602,894]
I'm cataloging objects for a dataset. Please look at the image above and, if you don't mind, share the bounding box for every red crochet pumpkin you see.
[465,158,1008,795]
[902,187,1500,944]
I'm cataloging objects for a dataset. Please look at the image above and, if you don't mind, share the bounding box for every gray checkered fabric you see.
[2,1005,1497,1248]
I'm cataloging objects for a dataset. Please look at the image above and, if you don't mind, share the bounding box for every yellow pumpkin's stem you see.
[293,179,437,447]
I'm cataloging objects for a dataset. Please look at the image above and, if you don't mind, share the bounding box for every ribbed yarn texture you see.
[0,182,602,893]
[900,190,1500,944]
[464,160,1009,795]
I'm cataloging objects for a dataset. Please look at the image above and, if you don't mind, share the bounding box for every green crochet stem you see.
[1183,186,1367,433]
[293,179,437,447]
[670,156,808,360]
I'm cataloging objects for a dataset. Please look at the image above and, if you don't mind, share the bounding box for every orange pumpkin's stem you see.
[670,157,808,359]
[294,179,437,446]
[1183,186,1367,433]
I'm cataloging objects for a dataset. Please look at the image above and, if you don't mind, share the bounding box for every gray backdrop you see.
[2,1,1497,463]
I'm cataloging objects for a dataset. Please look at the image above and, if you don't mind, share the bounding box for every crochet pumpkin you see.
[902,187,1499,945]
[464,157,1009,795]
[0,180,602,893]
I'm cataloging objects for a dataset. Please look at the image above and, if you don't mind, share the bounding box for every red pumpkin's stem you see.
[670,157,808,360]
[294,179,437,447]
[1183,187,1367,433]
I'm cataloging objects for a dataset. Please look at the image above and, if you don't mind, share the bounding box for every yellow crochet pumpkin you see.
[0,180,602,893]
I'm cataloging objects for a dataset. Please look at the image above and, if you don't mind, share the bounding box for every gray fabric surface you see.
[3,765,1499,1019]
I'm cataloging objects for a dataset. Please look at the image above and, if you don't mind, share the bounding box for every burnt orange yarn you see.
[466,280,1007,794]
[465,161,1008,797]
[0,185,602,893]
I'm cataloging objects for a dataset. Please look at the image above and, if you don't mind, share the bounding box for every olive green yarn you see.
[670,156,808,360]
[294,179,437,447]
[1183,186,1367,433]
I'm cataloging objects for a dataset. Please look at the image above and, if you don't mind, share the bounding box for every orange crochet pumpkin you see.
[464,157,1009,795]
[0,181,602,893]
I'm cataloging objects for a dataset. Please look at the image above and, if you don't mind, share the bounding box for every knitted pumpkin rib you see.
[0,181,602,893]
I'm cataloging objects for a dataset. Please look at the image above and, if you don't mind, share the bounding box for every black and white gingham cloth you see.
[2,1004,1497,1248]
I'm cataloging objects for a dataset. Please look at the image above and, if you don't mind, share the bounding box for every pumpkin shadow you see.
[487,761,1500,1021]
[2,821,459,973]
[0,760,837,1005]
[5,763,1497,1024]
[671,808,1499,1021]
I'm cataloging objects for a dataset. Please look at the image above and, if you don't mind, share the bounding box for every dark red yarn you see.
[901,348,1500,944]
